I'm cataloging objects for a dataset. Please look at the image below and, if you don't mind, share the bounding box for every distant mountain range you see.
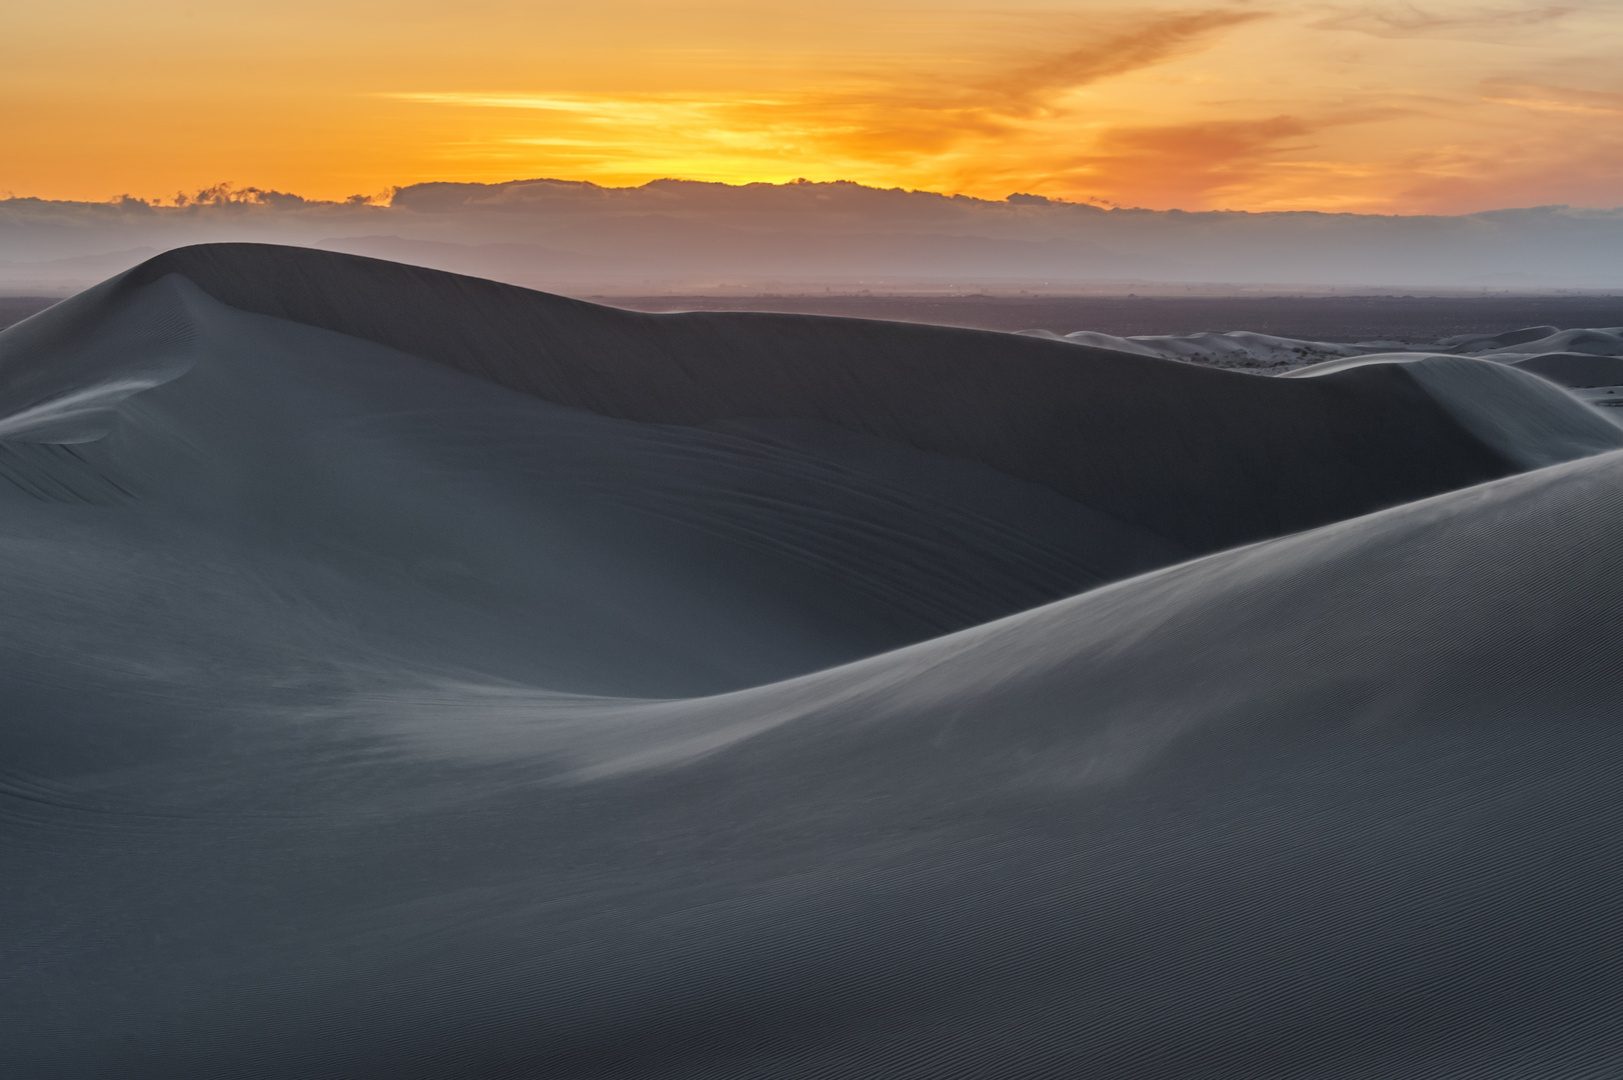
[3,177,1622,292]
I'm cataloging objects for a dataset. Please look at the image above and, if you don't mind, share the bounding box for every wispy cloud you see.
[1047,114,1421,210]
[1480,79,1623,115]
[967,10,1268,108]
[1315,1,1573,39]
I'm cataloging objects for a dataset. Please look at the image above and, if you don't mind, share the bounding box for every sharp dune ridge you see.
[5,243,1623,1076]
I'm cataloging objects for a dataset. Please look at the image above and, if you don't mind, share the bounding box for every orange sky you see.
[4,1,1621,213]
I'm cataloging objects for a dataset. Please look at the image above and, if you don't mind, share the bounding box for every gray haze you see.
[4,179,1623,294]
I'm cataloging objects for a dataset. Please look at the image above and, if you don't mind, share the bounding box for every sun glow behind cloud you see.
[3,0,1621,212]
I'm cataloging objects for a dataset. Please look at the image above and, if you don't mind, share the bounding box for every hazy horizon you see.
[5,176,1623,296]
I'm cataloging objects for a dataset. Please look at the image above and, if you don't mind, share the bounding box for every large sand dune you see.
[5,244,1623,1077]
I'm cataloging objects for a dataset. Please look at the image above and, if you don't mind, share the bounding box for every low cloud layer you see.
[3,178,1622,294]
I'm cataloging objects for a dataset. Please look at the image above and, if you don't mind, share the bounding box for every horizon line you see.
[4,177,1622,221]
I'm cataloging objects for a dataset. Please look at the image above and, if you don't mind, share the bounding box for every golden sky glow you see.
[3,1,1622,212]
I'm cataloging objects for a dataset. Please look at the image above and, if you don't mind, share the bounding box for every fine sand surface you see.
[5,243,1623,1077]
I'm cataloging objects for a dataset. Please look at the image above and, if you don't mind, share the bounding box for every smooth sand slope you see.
[5,244,1623,1077]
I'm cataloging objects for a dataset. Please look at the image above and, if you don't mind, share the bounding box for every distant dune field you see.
[603,291,1623,342]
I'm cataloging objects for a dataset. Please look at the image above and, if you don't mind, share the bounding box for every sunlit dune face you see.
[2,0,1621,212]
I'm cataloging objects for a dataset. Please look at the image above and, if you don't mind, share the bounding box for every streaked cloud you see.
[1480,80,1623,115]
[965,9,1268,106]
[1315,2,1574,39]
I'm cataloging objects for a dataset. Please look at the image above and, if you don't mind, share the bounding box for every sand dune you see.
[5,243,1623,1077]
[1031,322,1623,371]
[111,244,1622,555]
[1479,327,1623,359]
[1021,326,1386,368]
[1512,352,1623,387]
[1032,319,1623,425]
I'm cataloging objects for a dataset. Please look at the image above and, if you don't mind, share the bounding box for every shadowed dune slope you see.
[0,274,1194,694]
[113,243,1610,554]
